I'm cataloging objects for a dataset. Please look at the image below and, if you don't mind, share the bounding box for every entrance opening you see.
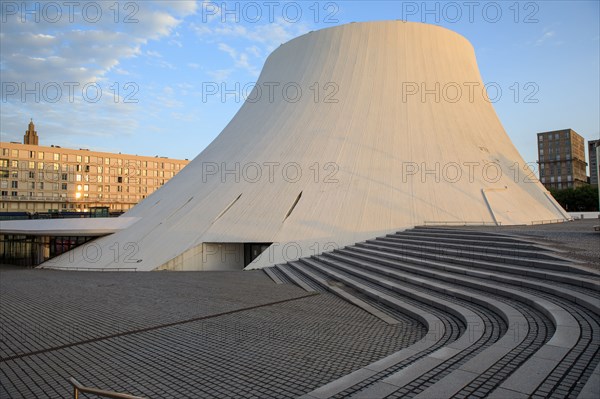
[244,243,272,266]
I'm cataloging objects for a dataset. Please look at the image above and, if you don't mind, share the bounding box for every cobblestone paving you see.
[0,269,425,398]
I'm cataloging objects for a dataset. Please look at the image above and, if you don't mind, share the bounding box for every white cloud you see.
[191,14,310,77]
[207,68,234,81]
[535,29,557,46]
[0,1,198,142]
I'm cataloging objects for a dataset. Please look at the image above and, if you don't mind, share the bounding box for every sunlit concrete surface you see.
[40,21,570,272]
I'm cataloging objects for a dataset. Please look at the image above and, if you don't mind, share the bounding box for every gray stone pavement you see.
[0,269,425,398]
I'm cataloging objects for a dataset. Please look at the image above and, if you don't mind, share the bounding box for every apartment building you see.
[537,128,587,190]
[1,121,189,213]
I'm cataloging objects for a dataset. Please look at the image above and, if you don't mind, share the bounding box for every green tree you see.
[550,185,599,212]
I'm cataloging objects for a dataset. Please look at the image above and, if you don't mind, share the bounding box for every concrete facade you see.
[537,129,588,190]
[42,21,571,272]
[1,122,189,214]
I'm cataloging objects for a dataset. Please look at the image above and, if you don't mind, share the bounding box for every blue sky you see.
[1,0,598,169]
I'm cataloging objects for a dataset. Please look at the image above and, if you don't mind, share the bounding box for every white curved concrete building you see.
[42,21,569,271]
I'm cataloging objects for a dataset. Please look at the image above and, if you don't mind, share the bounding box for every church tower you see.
[24,119,39,145]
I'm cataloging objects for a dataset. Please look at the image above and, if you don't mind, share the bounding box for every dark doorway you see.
[244,243,272,266]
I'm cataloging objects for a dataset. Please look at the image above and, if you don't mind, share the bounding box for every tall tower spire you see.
[24,119,39,145]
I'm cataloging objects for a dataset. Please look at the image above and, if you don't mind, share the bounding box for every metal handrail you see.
[423,221,500,226]
[530,218,571,225]
[69,377,146,399]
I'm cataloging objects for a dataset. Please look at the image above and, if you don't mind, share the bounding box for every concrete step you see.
[345,245,600,291]
[377,235,561,261]
[286,261,399,325]
[357,240,595,277]
[388,231,550,250]
[323,250,583,398]
[263,267,284,284]
[409,227,530,241]
[297,257,454,399]
[284,228,599,398]
[361,238,575,271]
[316,252,534,398]
[274,264,316,292]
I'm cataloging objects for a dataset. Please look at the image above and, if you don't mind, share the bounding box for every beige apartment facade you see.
[1,121,189,214]
[537,129,588,190]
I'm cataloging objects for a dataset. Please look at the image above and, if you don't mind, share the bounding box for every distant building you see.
[1,121,189,213]
[23,119,39,145]
[537,129,587,190]
[588,139,599,186]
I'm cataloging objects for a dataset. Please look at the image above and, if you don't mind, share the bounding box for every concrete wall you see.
[43,21,571,272]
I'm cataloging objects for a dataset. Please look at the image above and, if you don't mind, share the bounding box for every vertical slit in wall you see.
[213,194,242,223]
[284,192,302,221]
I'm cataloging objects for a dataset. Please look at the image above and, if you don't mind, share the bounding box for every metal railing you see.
[530,218,571,225]
[69,378,145,399]
[423,221,501,226]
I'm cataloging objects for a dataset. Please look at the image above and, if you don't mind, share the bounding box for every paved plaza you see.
[0,269,423,398]
[1,219,599,398]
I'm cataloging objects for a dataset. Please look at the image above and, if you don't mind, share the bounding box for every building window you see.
[11,191,17,197]
[76,174,82,182]
[11,160,18,168]
[29,182,35,189]
[38,182,44,189]
[29,151,35,158]
[12,149,18,157]
[53,153,59,161]
[0,159,8,168]
[62,183,67,190]
[38,162,44,170]
[38,152,44,160]
[11,181,18,188]
[77,155,82,162]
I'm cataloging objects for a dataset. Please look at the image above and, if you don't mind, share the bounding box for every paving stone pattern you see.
[0,270,424,398]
